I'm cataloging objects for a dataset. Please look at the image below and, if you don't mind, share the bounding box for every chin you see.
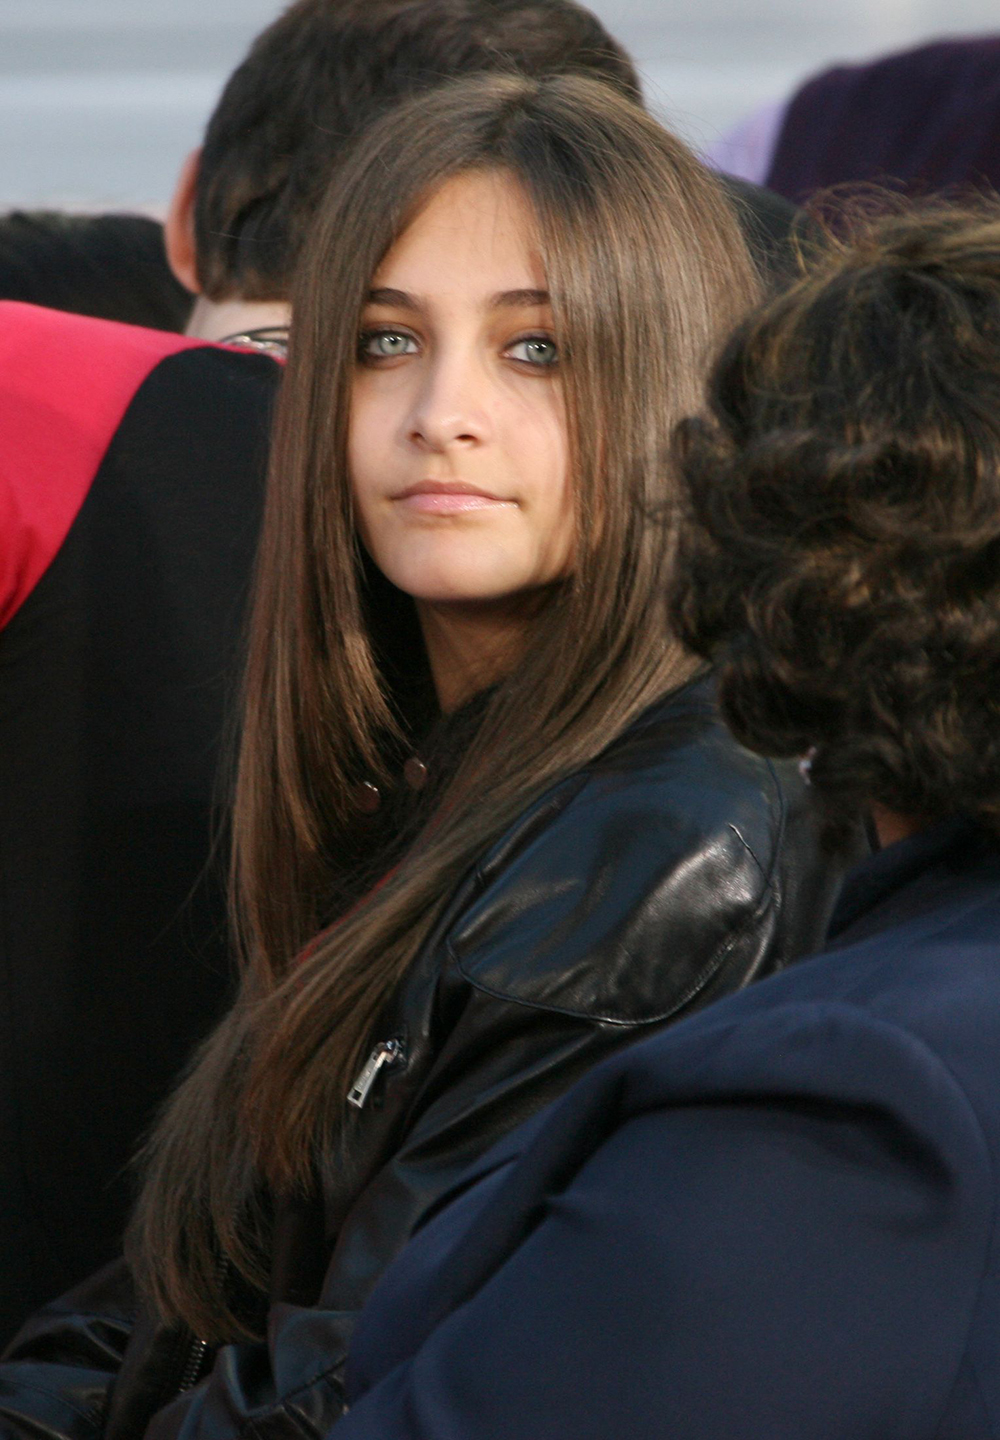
[386,555,527,606]
[407,580,517,607]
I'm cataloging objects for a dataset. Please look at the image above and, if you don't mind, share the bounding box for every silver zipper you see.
[177,1336,209,1393]
[175,1253,229,1397]
[347,1039,405,1109]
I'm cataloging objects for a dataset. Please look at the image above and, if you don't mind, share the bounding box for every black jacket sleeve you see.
[0,1262,134,1440]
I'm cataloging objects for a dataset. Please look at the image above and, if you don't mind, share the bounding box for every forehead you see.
[371,170,547,298]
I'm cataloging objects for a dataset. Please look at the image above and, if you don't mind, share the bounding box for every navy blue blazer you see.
[335,820,1000,1438]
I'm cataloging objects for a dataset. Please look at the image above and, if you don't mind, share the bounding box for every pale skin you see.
[348,170,574,714]
[164,148,291,341]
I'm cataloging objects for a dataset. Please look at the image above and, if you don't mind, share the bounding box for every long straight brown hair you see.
[129,71,760,1340]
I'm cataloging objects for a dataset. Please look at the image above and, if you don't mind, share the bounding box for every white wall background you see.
[1,0,999,207]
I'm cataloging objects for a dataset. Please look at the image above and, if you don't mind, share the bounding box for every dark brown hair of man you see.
[193,0,641,299]
[129,70,760,1341]
[669,203,1000,845]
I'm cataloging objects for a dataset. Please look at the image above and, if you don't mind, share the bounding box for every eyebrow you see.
[490,288,550,309]
[365,287,550,310]
[367,287,418,310]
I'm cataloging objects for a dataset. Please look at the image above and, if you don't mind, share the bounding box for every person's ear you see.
[164,148,202,294]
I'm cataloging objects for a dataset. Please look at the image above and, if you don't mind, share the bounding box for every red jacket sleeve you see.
[0,302,205,628]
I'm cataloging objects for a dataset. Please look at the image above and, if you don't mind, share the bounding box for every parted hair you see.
[193,0,641,299]
[129,71,760,1341]
[670,204,1000,841]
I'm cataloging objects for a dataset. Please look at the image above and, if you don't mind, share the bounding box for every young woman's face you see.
[348,170,572,609]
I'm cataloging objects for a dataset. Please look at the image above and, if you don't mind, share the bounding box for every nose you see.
[407,345,490,452]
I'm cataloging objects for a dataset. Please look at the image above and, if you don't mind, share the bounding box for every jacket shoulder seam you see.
[448,880,777,1025]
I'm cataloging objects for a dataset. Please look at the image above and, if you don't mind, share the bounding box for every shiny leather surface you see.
[0,1262,134,1440]
[0,677,856,1440]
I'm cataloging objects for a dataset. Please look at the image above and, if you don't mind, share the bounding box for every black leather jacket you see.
[0,679,854,1440]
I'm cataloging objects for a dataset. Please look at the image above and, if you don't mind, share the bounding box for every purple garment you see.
[705,100,788,186]
[766,36,1000,205]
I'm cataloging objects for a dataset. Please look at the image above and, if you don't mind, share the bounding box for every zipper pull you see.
[348,1039,405,1109]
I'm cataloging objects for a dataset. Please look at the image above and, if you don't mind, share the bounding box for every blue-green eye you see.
[359,329,419,359]
[507,336,559,367]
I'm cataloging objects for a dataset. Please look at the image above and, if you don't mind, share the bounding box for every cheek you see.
[347,386,385,522]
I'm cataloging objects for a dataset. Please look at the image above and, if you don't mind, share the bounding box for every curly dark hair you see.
[670,204,1000,840]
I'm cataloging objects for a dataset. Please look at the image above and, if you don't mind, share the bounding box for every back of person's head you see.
[192,0,640,301]
[767,37,1000,206]
[0,210,192,330]
[669,204,1000,841]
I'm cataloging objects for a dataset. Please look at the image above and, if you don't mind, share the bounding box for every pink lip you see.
[392,481,513,515]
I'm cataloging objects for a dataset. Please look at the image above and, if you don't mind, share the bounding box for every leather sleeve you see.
[0,1261,134,1440]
